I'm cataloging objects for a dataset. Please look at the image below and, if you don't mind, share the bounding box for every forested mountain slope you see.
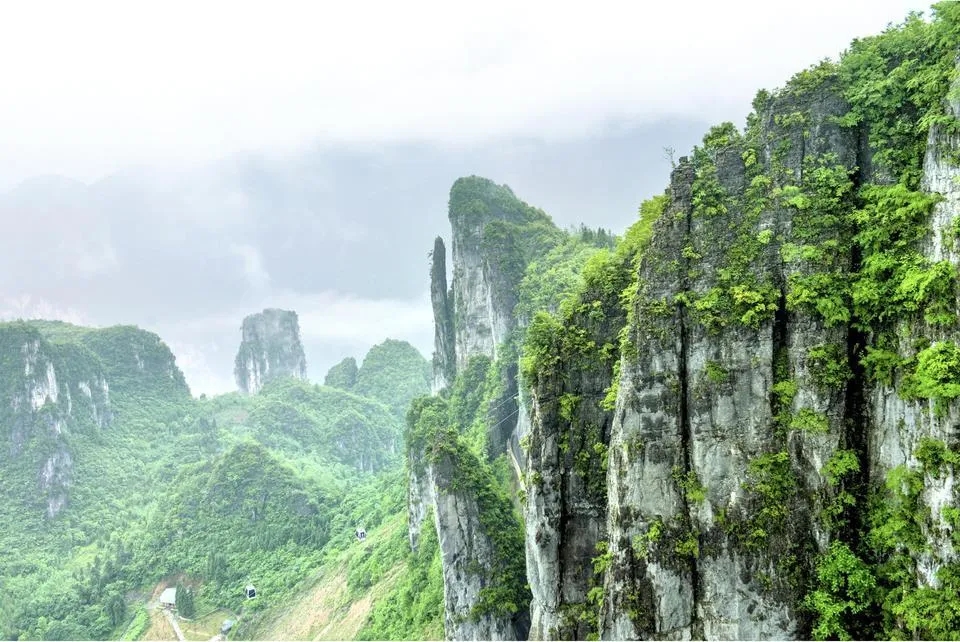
[7,5,960,642]
[0,320,433,640]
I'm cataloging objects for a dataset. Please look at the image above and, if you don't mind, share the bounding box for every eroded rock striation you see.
[410,12,960,640]
[1,321,188,520]
[2,326,110,518]
[431,236,457,394]
[407,396,530,641]
[601,60,960,640]
[234,308,307,394]
[409,177,559,639]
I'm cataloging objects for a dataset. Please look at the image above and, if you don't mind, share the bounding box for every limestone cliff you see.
[447,177,522,369]
[524,349,612,640]
[434,177,563,453]
[412,178,567,639]
[1,322,192,521]
[407,396,530,641]
[235,308,307,394]
[521,239,635,639]
[431,236,456,393]
[1,324,111,518]
[412,9,960,640]
[601,54,960,641]
[867,66,960,592]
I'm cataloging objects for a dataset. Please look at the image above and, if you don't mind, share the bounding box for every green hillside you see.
[0,322,435,641]
[327,339,432,420]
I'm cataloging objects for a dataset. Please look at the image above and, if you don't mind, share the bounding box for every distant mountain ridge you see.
[0,121,705,396]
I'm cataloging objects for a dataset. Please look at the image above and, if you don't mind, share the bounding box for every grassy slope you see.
[251,514,419,641]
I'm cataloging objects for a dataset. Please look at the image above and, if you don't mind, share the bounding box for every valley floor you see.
[126,513,438,641]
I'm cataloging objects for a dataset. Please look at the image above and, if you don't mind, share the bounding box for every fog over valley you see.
[0,124,710,393]
[0,0,925,394]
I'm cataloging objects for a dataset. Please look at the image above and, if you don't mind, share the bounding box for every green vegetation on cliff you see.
[142,441,332,611]
[9,4,960,641]
[407,395,529,623]
[581,4,960,640]
[747,6,960,639]
[414,4,960,641]
[324,356,359,390]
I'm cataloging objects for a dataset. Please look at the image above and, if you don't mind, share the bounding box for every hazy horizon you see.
[0,0,932,395]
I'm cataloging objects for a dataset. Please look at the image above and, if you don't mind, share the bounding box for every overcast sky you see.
[0,0,931,185]
[0,0,933,395]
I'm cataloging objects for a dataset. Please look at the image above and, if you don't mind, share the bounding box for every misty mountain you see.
[0,118,708,393]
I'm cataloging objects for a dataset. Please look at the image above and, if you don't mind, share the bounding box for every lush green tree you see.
[175,583,196,619]
[324,356,359,390]
[354,339,431,419]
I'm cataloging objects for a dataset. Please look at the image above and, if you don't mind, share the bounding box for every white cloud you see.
[229,243,271,290]
[0,0,930,186]
[0,294,92,326]
[164,339,236,398]
[74,243,119,277]
[289,292,434,345]
[171,289,433,347]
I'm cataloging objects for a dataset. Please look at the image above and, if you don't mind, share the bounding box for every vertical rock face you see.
[868,70,960,588]
[2,324,111,519]
[431,236,456,393]
[512,388,532,475]
[598,48,960,637]
[447,176,533,371]
[450,201,505,369]
[430,176,551,457]
[413,21,960,641]
[411,180,537,640]
[525,366,613,640]
[234,309,307,394]
[407,452,435,553]
[521,245,631,639]
[431,454,525,641]
[602,79,867,640]
[602,160,698,639]
[407,396,530,641]
[439,176,562,455]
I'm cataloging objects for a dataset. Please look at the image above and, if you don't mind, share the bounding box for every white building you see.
[160,587,177,609]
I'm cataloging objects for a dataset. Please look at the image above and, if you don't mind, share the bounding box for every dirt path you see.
[162,608,186,642]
